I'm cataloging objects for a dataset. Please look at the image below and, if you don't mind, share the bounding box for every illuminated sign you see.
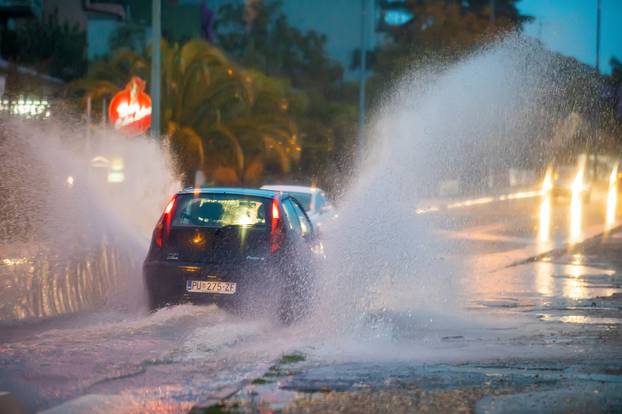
[383,9,413,26]
[0,98,50,119]
[108,76,152,136]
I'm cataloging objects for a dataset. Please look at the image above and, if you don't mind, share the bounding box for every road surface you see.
[0,187,621,413]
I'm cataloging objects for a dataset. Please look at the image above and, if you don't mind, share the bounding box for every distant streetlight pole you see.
[490,0,495,24]
[358,0,368,155]
[596,0,601,72]
[151,0,161,140]
[593,0,602,178]
[86,95,91,157]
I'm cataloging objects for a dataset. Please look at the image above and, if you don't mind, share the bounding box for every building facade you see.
[1,1,399,80]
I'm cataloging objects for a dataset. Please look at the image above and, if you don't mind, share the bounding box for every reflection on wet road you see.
[0,241,136,322]
[1,186,621,412]
[0,306,285,412]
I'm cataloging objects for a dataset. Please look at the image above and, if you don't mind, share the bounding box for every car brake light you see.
[272,200,280,221]
[270,198,284,253]
[155,196,176,248]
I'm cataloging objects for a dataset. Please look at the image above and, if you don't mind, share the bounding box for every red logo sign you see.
[108,76,152,135]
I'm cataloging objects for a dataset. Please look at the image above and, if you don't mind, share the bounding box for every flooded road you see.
[1,306,283,412]
[1,188,621,413]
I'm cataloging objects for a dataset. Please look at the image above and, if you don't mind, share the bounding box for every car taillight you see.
[155,196,176,248]
[270,198,284,253]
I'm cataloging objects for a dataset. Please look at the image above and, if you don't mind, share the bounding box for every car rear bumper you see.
[143,260,277,305]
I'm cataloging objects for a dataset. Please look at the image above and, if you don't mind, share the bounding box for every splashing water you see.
[309,36,595,342]
[606,162,619,229]
[538,165,553,243]
[0,36,603,344]
[0,118,179,322]
[570,154,587,244]
[0,35,616,414]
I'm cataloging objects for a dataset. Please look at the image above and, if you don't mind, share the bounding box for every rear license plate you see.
[186,280,237,295]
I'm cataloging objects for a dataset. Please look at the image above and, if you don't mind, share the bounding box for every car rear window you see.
[288,192,312,211]
[171,194,269,228]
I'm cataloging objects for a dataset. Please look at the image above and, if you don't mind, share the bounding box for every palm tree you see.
[68,39,301,185]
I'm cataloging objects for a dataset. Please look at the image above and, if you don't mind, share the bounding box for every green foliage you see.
[215,0,357,187]
[1,11,87,81]
[379,0,530,57]
[68,39,301,185]
[278,353,306,364]
[189,402,241,414]
[216,0,342,89]
[611,57,622,86]
[370,0,531,103]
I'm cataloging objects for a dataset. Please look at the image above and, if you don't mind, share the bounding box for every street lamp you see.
[358,0,371,158]
[596,0,601,72]
[490,0,495,24]
[151,0,161,140]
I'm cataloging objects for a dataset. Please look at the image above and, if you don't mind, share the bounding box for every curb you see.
[507,223,622,268]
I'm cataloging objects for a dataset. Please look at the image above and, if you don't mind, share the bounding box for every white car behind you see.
[260,185,336,230]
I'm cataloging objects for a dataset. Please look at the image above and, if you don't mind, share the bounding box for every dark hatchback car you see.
[143,188,321,322]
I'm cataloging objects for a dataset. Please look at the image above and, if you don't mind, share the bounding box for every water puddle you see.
[538,314,622,325]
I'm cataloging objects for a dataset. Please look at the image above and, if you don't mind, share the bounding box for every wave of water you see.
[0,36,590,332]
[309,35,593,342]
[0,118,179,322]
[0,35,608,413]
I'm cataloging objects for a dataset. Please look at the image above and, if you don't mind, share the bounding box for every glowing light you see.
[311,241,325,256]
[415,206,440,214]
[114,102,151,128]
[236,213,254,226]
[0,97,51,119]
[164,198,176,214]
[272,200,280,220]
[110,157,124,172]
[414,189,541,215]
[107,171,125,183]
[90,156,110,168]
[270,199,283,253]
[606,162,619,230]
[534,261,554,297]
[569,156,586,243]
[108,76,152,135]
[2,257,29,266]
[66,176,75,188]
[563,264,586,300]
[191,232,205,245]
[107,157,125,183]
[384,9,414,26]
[447,196,495,209]
[538,166,553,242]
[506,190,541,200]
[570,253,584,266]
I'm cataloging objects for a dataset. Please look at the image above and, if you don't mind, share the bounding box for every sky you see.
[519,0,622,74]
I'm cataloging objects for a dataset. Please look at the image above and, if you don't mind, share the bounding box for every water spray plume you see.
[308,35,589,343]
[0,33,606,361]
[538,165,553,242]
[606,162,619,229]
[570,155,586,243]
[0,119,179,321]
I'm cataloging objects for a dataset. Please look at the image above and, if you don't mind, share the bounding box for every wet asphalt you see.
[189,194,622,413]
[1,191,621,413]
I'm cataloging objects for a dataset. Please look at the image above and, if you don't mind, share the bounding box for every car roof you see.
[260,184,321,194]
[179,187,278,198]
